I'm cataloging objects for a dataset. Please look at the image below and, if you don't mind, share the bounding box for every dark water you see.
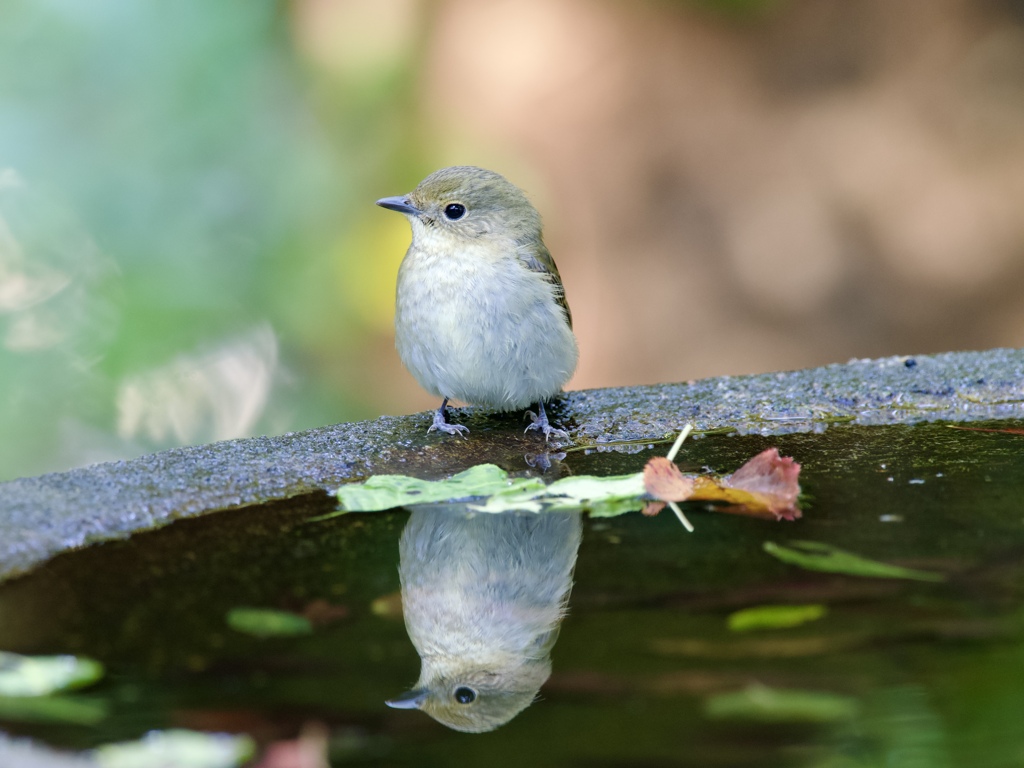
[1,422,1023,766]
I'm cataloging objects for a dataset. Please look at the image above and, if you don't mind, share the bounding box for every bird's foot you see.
[427,402,469,437]
[524,401,570,442]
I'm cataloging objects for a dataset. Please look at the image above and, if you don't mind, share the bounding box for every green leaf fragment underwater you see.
[226,608,313,638]
[705,684,860,723]
[0,693,108,725]
[472,472,648,516]
[727,604,828,632]
[763,541,945,582]
[335,464,545,513]
[0,651,104,697]
[334,463,647,517]
[94,729,256,768]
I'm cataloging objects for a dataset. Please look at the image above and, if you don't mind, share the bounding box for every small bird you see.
[385,506,583,732]
[376,166,578,439]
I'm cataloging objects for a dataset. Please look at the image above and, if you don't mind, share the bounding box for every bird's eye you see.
[443,203,466,220]
[453,686,476,704]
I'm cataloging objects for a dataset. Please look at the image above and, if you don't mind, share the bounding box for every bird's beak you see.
[385,688,428,709]
[376,196,421,216]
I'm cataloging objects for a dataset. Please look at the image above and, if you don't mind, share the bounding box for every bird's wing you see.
[517,241,573,329]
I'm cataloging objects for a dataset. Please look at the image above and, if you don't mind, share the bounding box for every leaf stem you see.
[668,500,694,532]
[666,424,693,462]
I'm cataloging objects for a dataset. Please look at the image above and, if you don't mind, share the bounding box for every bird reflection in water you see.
[386,506,583,732]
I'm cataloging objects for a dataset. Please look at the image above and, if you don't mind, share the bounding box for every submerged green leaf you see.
[705,684,859,722]
[226,608,313,638]
[333,463,647,517]
[335,464,546,513]
[0,694,108,725]
[0,652,104,697]
[94,729,255,768]
[728,604,828,632]
[471,472,648,516]
[763,541,945,582]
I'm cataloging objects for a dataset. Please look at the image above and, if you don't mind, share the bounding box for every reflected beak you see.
[385,688,428,709]
[376,196,421,216]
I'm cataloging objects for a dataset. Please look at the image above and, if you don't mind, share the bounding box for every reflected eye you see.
[454,686,476,704]
[444,203,466,220]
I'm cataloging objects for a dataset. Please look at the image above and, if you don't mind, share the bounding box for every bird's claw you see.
[428,408,469,437]
[524,409,569,442]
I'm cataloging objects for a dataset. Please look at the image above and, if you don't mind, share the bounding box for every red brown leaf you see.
[301,599,349,628]
[720,447,802,520]
[642,500,666,517]
[641,446,802,524]
[252,722,329,768]
[643,456,695,501]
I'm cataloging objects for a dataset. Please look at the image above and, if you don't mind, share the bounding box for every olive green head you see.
[385,656,550,733]
[376,166,543,243]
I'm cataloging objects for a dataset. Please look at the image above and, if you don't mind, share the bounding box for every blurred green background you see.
[2,0,1023,481]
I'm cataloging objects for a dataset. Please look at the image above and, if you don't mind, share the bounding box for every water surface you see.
[1,422,1022,766]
